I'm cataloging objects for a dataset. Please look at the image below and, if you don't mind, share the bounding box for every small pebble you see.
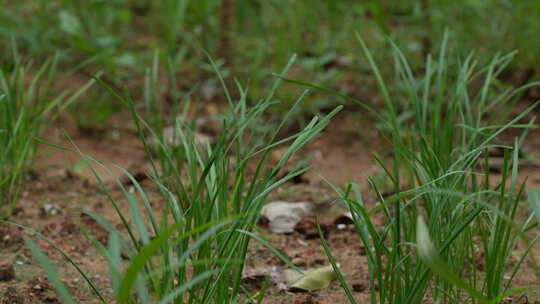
[111,129,120,140]
[40,204,62,216]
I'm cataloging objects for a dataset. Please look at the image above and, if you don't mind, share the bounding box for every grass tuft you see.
[303,36,540,303]
[17,59,339,303]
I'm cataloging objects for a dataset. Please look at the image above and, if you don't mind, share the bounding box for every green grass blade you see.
[24,237,78,304]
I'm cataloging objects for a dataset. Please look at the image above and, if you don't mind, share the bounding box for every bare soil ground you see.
[2,106,540,303]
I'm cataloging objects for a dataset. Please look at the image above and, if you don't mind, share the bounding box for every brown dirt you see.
[2,106,540,304]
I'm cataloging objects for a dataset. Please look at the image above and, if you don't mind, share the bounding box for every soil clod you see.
[0,261,15,282]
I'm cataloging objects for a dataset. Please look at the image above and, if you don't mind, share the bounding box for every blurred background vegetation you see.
[1,0,539,126]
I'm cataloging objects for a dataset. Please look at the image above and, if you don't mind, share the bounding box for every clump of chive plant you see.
[0,51,94,217]
[309,35,539,303]
[20,57,340,303]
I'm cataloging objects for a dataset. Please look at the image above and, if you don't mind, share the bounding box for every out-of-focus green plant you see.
[0,51,94,216]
